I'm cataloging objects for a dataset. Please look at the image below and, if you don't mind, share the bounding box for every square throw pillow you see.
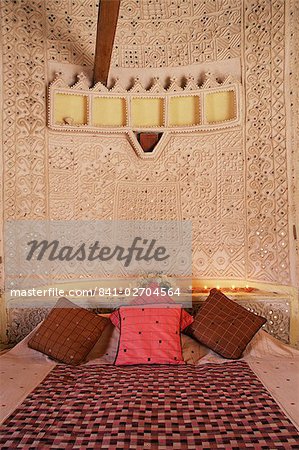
[188,288,267,359]
[85,327,207,365]
[115,305,185,365]
[28,297,109,365]
[110,283,193,331]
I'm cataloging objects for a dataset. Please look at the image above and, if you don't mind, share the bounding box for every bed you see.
[0,292,299,449]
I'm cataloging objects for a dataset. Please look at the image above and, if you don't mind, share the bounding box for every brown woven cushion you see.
[188,289,267,359]
[28,297,109,365]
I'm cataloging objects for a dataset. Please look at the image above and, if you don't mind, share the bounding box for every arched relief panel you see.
[48,72,242,159]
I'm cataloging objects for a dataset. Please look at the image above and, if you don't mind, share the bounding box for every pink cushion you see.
[110,283,193,331]
[114,306,185,365]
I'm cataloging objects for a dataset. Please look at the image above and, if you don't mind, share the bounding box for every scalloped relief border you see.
[48,72,242,159]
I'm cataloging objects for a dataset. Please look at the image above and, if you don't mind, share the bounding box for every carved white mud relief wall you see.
[1,0,296,289]
[244,0,291,284]
[45,0,241,68]
[48,129,245,280]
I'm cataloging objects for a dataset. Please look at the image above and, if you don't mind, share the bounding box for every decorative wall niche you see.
[48,72,242,159]
[205,91,236,124]
[169,95,200,127]
[131,97,164,128]
[92,97,126,127]
[54,93,88,126]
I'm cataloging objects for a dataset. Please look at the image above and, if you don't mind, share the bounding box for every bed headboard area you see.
[4,282,297,348]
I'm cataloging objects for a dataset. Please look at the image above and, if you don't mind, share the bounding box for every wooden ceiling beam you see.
[93,0,121,86]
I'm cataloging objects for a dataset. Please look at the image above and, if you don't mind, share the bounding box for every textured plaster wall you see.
[0,0,297,288]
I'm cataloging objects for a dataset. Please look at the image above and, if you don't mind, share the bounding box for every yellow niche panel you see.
[93,97,126,127]
[205,91,235,123]
[169,96,200,126]
[131,97,164,128]
[54,93,88,125]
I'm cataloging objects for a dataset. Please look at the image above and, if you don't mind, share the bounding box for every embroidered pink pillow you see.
[114,306,185,365]
[110,284,193,331]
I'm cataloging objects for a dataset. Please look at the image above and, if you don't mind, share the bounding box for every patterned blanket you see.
[0,361,298,449]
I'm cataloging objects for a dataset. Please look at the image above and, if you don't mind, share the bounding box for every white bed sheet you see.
[1,329,298,429]
[195,331,299,429]
[0,324,56,424]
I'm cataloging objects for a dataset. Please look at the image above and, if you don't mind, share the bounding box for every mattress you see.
[0,328,299,449]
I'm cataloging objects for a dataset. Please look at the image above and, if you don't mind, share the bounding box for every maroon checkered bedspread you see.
[0,361,298,449]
